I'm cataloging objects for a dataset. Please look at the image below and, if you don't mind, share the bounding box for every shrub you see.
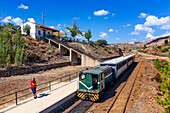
[143,45,147,49]
[96,40,107,47]
[163,60,169,65]
[128,49,132,52]
[154,58,162,69]
[164,39,168,45]
[157,46,162,49]
[162,48,168,53]
[103,46,107,51]
[89,41,95,47]
[107,50,111,54]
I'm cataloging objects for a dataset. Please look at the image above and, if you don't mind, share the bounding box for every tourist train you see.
[77,54,135,101]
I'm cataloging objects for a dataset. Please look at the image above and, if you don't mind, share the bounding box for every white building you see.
[21,22,59,40]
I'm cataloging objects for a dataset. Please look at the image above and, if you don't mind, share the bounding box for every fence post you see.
[49,81,51,91]
[15,92,17,105]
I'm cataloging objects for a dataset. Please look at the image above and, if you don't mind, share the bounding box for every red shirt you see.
[30,80,36,89]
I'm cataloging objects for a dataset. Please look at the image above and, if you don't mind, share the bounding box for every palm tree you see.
[85,29,92,42]
[66,21,83,39]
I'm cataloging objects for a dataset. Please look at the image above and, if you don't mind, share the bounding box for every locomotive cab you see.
[77,66,113,101]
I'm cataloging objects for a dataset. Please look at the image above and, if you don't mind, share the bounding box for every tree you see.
[96,40,107,47]
[143,45,147,49]
[66,21,83,39]
[164,39,168,45]
[85,29,92,42]
[23,24,31,35]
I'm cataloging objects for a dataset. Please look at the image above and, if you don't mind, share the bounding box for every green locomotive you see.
[77,66,113,101]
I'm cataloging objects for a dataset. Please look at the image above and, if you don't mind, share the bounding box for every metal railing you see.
[0,71,80,106]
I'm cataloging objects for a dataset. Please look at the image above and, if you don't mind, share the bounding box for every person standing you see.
[30,78,37,99]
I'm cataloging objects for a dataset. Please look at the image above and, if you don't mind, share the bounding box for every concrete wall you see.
[81,54,101,66]
[59,45,69,56]
[0,62,71,77]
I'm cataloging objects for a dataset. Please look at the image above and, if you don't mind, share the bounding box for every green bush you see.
[128,49,132,52]
[103,46,107,51]
[162,48,168,53]
[154,58,162,69]
[164,39,168,45]
[157,46,162,49]
[107,50,111,54]
[163,61,169,65]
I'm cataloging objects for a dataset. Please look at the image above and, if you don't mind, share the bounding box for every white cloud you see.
[146,33,154,39]
[88,17,91,19]
[138,13,148,18]
[2,16,12,23]
[104,17,109,19]
[127,24,131,26]
[116,37,120,40]
[73,17,80,20]
[131,39,136,41]
[99,32,109,38]
[57,24,62,28]
[144,15,170,26]
[50,26,55,29]
[115,30,118,33]
[94,10,110,16]
[130,31,139,35]
[122,24,131,27]
[109,29,113,32]
[160,24,170,30]
[64,24,66,27]
[18,4,29,9]
[135,24,155,33]
[112,13,115,16]
[28,18,35,23]
[12,17,23,26]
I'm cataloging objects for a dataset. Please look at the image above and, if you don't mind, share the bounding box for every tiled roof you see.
[31,22,59,32]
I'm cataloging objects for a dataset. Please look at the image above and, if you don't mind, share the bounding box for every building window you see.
[38,30,41,35]
[48,32,50,37]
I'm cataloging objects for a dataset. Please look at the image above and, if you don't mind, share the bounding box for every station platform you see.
[1,78,78,113]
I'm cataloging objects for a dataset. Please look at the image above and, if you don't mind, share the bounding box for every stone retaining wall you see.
[0,62,71,77]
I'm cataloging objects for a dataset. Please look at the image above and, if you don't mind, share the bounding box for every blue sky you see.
[1,0,170,44]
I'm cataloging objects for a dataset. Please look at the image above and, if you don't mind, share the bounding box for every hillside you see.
[138,34,170,46]
[24,36,70,66]
[68,42,123,58]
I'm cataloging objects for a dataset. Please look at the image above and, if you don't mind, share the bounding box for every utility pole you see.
[42,12,44,25]
[22,19,24,25]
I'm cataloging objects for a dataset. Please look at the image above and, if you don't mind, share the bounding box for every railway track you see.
[68,100,93,113]
[66,59,142,113]
[85,59,142,113]
[107,59,142,113]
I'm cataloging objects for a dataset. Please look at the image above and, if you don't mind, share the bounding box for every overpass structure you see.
[46,38,120,66]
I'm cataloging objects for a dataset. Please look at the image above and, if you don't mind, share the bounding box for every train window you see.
[81,74,86,81]
[100,73,103,80]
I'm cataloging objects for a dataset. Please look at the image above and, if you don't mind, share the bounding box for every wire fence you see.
[0,71,81,107]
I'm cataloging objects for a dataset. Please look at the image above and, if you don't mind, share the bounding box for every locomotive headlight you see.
[81,74,86,80]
